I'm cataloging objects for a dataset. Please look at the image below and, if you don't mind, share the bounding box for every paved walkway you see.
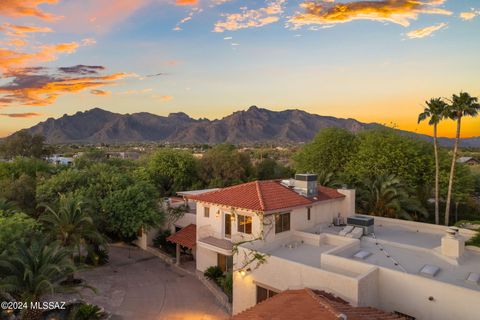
[73,246,229,320]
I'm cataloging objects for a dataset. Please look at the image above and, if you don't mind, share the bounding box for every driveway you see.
[74,246,229,320]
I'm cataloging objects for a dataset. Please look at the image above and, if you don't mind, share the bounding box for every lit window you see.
[237,215,252,234]
[204,207,210,218]
[275,212,290,234]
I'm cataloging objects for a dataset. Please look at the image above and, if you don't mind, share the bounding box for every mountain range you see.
[13,106,480,147]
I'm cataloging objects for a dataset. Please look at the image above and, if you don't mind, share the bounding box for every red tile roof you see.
[167,224,196,249]
[232,289,407,320]
[187,180,344,212]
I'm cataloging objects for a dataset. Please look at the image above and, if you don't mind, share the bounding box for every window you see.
[217,254,233,272]
[237,214,252,234]
[307,207,311,221]
[275,212,290,234]
[256,285,278,304]
[204,206,210,218]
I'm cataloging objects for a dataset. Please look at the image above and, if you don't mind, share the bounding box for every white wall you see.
[233,246,361,315]
[196,244,218,272]
[377,267,480,320]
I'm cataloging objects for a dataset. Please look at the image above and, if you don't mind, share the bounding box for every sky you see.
[0,0,479,138]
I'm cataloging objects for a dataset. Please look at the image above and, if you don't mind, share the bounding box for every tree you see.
[357,174,428,220]
[0,238,77,320]
[255,158,293,180]
[0,131,51,159]
[146,148,199,196]
[199,144,253,187]
[418,98,448,224]
[344,129,434,194]
[444,92,480,225]
[0,211,38,254]
[39,194,104,261]
[102,179,164,239]
[293,128,357,175]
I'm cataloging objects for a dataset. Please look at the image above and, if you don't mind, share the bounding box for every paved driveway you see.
[76,246,229,320]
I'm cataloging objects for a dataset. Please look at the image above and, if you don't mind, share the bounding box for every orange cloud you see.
[459,11,477,21]
[214,0,285,32]
[0,67,131,106]
[158,95,173,101]
[406,22,447,39]
[0,42,79,70]
[5,38,28,47]
[176,0,199,5]
[0,112,43,118]
[0,0,62,21]
[90,89,111,96]
[289,0,452,28]
[0,23,53,37]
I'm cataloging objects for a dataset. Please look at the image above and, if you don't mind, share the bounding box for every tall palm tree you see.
[0,239,76,320]
[418,98,448,225]
[39,194,105,263]
[444,92,480,225]
[358,174,428,220]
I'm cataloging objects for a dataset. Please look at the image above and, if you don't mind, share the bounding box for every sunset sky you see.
[0,0,479,138]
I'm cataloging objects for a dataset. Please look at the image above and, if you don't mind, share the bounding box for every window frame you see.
[275,212,291,234]
[237,214,253,234]
[204,206,210,218]
[256,285,278,304]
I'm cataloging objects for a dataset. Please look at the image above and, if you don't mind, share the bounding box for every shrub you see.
[86,247,109,266]
[219,272,233,302]
[204,266,223,281]
[153,229,176,255]
[68,303,104,320]
[467,232,480,247]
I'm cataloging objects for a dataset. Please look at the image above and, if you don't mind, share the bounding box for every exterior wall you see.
[232,246,362,315]
[196,245,218,272]
[376,267,480,320]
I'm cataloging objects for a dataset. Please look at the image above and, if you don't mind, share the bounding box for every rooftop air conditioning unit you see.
[346,216,374,235]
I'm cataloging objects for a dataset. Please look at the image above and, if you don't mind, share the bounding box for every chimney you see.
[294,174,318,197]
[441,227,465,260]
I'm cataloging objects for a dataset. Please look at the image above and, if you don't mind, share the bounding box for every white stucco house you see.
[143,174,480,320]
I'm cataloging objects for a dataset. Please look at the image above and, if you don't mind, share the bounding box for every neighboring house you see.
[231,288,407,320]
[185,174,355,274]
[107,151,140,160]
[457,156,480,166]
[46,155,74,165]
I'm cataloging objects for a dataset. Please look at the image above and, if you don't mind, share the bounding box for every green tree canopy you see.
[344,129,434,193]
[199,144,253,187]
[0,211,38,254]
[0,131,52,159]
[255,158,293,180]
[145,148,199,195]
[102,179,164,239]
[293,128,357,175]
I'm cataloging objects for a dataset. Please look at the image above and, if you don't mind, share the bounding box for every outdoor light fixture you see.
[240,269,246,276]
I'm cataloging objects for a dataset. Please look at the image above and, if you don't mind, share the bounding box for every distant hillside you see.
[11,106,480,147]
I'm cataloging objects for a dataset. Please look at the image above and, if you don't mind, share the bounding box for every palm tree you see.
[444,92,480,225]
[0,238,76,320]
[357,174,428,220]
[0,198,17,215]
[418,98,448,225]
[39,194,105,264]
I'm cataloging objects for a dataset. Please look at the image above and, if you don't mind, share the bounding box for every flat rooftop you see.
[259,218,480,291]
[264,242,335,268]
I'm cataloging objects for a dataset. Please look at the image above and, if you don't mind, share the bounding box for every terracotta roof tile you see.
[232,289,407,320]
[166,224,196,249]
[187,180,344,212]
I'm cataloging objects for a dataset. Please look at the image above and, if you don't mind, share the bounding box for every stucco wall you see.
[196,244,218,272]
[233,246,361,315]
[376,267,480,320]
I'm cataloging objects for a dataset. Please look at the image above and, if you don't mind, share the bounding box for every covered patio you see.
[167,223,197,266]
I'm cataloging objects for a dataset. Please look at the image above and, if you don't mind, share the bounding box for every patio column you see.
[176,243,181,265]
